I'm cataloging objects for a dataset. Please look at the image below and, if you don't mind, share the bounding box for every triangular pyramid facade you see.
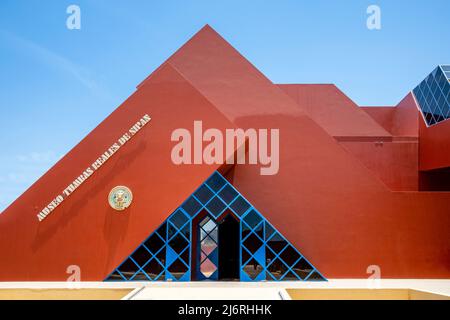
[106,172,325,282]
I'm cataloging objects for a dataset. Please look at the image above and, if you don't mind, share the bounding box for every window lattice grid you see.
[413,66,450,126]
[105,171,326,282]
[240,213,323,282]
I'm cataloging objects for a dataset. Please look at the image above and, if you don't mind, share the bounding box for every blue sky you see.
[0,0,449,212]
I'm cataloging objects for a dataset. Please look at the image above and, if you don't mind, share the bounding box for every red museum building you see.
[0,26,449,282]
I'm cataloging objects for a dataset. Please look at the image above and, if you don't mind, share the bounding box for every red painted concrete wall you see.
[339,140,419,191]
[391,94,419,138]
[278,84,391,138]
[0,25,449,280]
[419,115,450,171]
[280,86,420,191]
[361,107,395,133]
[343,94,420,191]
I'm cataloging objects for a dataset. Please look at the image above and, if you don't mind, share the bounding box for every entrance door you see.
[218,214,240,280]
[195,213,240,281]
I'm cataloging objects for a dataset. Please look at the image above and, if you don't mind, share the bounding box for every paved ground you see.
[0,280,449,300]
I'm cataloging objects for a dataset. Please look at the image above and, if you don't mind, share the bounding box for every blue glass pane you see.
[437,73,447,89]
[413,87,421,99]
[279,245,301,266]
[179,224,190,240]
[427,113,437,125]
[283,271,300,281]
[205,196,226,217]
[117,259,140,280]
[168,259,188,280]
[265,222,275,240]
[143,258,164,280]
[242,246,252,264]
[180,247,190,265]
[440,102,449,119]
[168,233,189,254]
[243,210,262,229]
[242,258,264,280]
[230,196,251,216]
[167,223,178,240]
[170,209,188,229]
[307,271,325,281]
[131,246,152,266]
[267,258,289,280]
[181,196,202,216]
[132,271,151,281]
[243,232,263,253]
[443,82,450,98]
[194,184,214,204]
[144,233,165,253]
[292,258,314,280]
[267,233,288,253]
[107,270,124,281]
[206,172,226,191]
[155,223,167,241]
[218,184,238,204]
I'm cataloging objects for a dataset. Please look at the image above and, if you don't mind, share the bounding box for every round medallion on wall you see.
[108,186,133,211]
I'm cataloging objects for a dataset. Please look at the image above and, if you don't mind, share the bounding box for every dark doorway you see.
[218,214,240,280]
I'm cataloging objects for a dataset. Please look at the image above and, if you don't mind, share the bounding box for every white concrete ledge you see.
[0,280,448,300]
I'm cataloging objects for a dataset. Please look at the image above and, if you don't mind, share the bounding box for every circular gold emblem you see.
[108,186,133,211]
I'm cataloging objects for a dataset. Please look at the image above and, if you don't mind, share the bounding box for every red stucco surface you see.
[419,115,450,171]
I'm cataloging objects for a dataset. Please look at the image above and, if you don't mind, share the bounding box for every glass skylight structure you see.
[105,171,325,282]
[413,65,450,126]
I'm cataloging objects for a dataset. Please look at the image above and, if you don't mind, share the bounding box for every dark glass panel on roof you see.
[413,65,450,126]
